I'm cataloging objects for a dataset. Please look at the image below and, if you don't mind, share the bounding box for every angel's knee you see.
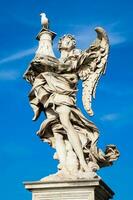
[56,105,70,115]
[59,114,71,131]
[56,105,71,130]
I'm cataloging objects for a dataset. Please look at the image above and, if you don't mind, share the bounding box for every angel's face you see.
[60,37,75,51]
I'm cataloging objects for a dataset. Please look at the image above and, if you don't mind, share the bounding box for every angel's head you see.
[58,34,76,52]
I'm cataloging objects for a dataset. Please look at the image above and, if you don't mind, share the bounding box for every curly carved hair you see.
[58,34,76,51]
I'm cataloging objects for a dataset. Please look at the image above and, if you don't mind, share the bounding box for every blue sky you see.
[0,0,133,199]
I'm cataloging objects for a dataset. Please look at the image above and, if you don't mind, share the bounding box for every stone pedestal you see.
[24,178,114,200]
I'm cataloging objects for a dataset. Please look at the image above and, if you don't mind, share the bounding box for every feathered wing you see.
[78,27,109,116]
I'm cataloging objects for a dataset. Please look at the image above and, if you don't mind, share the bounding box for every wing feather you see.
[78,27,109,116]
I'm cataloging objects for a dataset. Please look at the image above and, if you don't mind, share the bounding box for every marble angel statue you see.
[24,15,119,180]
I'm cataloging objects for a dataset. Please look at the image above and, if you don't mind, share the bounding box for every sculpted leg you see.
[54,132,68,171]
[56,105,89,172]
[65,140,79,173]
[45,108,68,171]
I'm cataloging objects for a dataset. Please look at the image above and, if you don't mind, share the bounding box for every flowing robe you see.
[28,68,99,150]
[24,53,119,168]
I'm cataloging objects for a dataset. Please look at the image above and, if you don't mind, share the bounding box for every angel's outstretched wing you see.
[78,27,109,116]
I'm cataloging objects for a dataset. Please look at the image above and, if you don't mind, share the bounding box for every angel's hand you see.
[46,56,59,64]
[57,61,72,73]
[32,57,59,69]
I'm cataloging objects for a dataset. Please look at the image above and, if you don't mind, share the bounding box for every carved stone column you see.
[35,28,56,58]
[24,178,114,200]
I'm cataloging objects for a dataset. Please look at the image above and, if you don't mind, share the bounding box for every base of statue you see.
[24,177,114,200]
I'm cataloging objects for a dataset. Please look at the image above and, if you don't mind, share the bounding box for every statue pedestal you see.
[24,178,114,200]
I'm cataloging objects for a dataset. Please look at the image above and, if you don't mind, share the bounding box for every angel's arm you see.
[23,56,60,83]
[32,56,60,69]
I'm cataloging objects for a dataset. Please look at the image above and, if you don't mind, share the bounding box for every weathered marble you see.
[23,12,119,180]
[35,28,56,58]
[24,178,114,200]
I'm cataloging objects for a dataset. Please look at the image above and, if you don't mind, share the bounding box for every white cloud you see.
[0,47,37,80]
[100,113,120,121]
[109,32,126,45]
[70,23,127,49]
[0,45,58,65]
[0,44,58,80]
[0,22,126,69]
[0,47,36,65]
[74,25,97,49]
[0,70,19,80]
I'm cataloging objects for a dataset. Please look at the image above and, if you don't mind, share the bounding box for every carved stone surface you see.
[35,28,56,58]
[24,178,114,200]
[23,13,119,180]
